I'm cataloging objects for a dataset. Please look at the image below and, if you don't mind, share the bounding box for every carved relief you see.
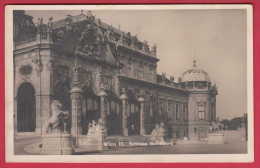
[100,75,113,91]
[31,57,43,73]
[19,65,32,76]
[79,68,92,89]
[76,22,105,57]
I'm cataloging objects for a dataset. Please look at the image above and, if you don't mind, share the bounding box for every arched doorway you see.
[127,90,140,135]
[17,83,36,132]
[106,91,122,136]
[81,87,100,135]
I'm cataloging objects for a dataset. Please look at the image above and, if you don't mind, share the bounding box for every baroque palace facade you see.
[13,10,218,140]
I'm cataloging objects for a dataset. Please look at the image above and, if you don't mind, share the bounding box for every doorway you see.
[17,83,36,132]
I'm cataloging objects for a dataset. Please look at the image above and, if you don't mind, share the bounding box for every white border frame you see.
[5,4,254,163]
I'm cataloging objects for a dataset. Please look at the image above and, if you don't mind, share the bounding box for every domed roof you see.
[181,60,210,82]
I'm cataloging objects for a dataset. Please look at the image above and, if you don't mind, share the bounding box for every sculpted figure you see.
[86,119,104,137]
[43,100,69,134]
[150,123,166,143]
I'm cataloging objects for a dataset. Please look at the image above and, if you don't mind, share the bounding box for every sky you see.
[26,8,248,119]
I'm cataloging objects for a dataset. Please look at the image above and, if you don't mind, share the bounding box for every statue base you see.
[41,134,73,155]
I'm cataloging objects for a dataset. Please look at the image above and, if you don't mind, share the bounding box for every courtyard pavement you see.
[14,130,247,155]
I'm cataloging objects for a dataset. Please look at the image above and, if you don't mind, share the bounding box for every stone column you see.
[70,63,82,146]
[70,87,82,137]
[99,87,107,136]
[120,88,128,136]
[138,96,145,136]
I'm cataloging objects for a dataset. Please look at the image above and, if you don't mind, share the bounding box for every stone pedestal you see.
[74,120,104,153]
[41,134,73,155]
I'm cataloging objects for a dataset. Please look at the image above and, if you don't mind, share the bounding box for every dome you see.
[181,60,210,82]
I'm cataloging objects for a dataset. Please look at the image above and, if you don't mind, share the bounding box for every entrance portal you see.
[17,83,36,132]
[82,88,100,135]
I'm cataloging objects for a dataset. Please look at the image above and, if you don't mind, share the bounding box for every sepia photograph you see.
[5,5,253,163]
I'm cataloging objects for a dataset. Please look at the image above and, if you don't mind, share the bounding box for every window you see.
[131,104,135,113]
[127,65,132,76]
[197,102,206,120]
[176,103,180,120]
[194,127,197,134]
[150,103,153,117]
[184,104,188,120]
[137,70,144,80]
[180,104,183,120]
[168,101,171,112]
[184,104,187,120]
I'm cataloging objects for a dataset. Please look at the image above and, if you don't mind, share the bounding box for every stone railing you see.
[108,37,157,58]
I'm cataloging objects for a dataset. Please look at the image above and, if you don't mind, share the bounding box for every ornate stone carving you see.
[76,22,105,57]
[19,65,32,75]
[79,68,92,89]
[46,59,55,71]
[100,75,113,92]
[32,57,43,73]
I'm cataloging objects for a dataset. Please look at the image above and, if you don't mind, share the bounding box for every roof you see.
[181,60,211,82]
[51,11,157,59]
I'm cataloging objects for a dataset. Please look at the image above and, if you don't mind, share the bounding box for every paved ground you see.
[14,130,247,155]
[97,142,247,154]
[14,135,42,155]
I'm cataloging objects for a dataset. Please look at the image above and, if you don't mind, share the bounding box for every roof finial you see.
[193,60,197,68]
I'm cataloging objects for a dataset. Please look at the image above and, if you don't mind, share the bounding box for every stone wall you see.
[14,42,52,134]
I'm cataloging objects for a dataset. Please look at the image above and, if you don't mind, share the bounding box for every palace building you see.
[13,10,218,140]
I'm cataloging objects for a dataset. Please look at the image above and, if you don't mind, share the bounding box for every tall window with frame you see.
[184,103,188,121]
[167,100,173,120]
[197,102,206,120]
[175,103,180,120]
